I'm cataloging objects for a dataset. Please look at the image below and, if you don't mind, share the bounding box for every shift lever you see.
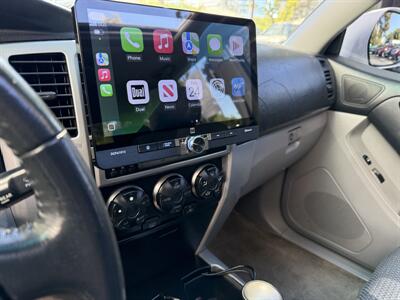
[242,280,283,300]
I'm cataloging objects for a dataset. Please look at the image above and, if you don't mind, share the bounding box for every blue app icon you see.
[231,77,245,97]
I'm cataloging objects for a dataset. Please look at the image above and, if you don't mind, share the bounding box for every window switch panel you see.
[372,168,385,184]
[362,154,372,165]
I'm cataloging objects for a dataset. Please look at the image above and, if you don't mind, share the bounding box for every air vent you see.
[318,57,335,102]
[9,53,78,137]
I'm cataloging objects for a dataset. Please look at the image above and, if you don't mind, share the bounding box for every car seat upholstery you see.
[358,248,400,300]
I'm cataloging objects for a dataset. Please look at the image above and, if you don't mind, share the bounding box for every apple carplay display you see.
[74,0,258,151]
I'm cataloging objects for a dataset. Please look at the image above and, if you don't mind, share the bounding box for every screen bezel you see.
[73,0,259,152]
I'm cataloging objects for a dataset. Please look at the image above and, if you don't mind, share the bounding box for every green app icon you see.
[120,27,144,52]
[100,84,113,97]
[207,34,223,56]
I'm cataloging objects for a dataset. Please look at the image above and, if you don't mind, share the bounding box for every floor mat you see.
[209,211,365,300]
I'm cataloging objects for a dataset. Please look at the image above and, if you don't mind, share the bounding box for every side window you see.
[339,1,400,73]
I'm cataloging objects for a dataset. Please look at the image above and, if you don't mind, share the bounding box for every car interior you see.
[0,0,399,299]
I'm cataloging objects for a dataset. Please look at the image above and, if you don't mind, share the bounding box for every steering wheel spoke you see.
[0,57,125,299]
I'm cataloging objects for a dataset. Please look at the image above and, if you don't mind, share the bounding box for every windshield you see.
[46,0,323,44]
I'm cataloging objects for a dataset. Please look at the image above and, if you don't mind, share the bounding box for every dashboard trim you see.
[0,40,92,169]
[94,148,230,187]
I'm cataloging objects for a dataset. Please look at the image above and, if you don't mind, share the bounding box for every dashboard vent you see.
[9,53,78,137]
[318,57,335,102]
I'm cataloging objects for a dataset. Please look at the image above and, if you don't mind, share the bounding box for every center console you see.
[74,0,259,241]
[104,159,224,239]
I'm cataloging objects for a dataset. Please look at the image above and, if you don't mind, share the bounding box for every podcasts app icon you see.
[229,36,244,56]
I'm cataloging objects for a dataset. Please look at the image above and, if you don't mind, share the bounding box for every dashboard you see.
[0,0,334,248]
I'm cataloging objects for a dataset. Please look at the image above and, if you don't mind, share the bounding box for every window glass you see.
[46,0,323,44]
[339,1,400,73]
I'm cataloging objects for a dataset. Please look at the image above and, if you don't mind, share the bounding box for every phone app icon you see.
[229,36,244,56]
[100,84,113,97]
[207,34,223,56]
[209,78,225,99]
[98,68,111,82]
[126,80,149,105]
[96,53,109,66]
[120,27,144,53]
[186,79,203,101]
[158,80,178,103]
[182,32,200,55]
[231,77,245,97]
[153,29,174,54]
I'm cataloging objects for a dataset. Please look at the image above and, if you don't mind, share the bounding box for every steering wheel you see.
[0,58,125,299]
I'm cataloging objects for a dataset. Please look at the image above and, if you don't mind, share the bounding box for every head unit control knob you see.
[187,135,206,153]
[192,164,224,200]
[107,186,151,231]
[153,174,189,214]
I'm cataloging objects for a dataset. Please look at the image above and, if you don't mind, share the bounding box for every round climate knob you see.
[192,164,224,200]
[107,186,151,231]
[187,135,206,153]
[153,174,189,214]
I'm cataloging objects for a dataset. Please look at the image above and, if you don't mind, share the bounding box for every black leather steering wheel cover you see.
[0,58,125,299]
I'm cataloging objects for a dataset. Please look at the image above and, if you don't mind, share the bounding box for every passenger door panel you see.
[282,59,400,269]
[369,97,400,153]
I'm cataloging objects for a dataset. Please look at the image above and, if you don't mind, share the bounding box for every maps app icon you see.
[182,32,200,55]
[96,52,109,66]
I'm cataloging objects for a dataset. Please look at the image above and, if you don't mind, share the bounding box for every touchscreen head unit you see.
[74,0,258,170]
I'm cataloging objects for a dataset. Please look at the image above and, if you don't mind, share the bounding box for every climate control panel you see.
[105,160,224,239]
[192,164,224,200]
[153,174,190,214]
[107,186,151,232]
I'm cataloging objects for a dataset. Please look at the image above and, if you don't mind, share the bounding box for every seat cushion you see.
[358,248,400,300]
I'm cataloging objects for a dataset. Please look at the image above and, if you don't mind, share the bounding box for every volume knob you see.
[187,135,206,153]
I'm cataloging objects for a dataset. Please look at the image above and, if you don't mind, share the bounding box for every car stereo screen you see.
[75,1,257,148]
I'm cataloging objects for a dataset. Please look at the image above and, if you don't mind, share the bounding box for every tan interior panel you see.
[283,111,400,269]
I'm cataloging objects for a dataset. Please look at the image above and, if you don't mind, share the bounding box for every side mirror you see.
[369,11,400,67]
[340,7,400,71]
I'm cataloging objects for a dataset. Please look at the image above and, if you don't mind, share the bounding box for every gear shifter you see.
[242,280,283,300]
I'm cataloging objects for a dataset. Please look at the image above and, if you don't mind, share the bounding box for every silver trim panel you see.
[21,130,68,160]
[94,149,229,187]
[0,40,92,168]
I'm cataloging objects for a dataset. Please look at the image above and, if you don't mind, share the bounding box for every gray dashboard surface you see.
[0,0,74,44]
[257,44,334,135]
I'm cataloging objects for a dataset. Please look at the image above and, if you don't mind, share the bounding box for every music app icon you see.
[98,68,111,82]
[153,29,173,54]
